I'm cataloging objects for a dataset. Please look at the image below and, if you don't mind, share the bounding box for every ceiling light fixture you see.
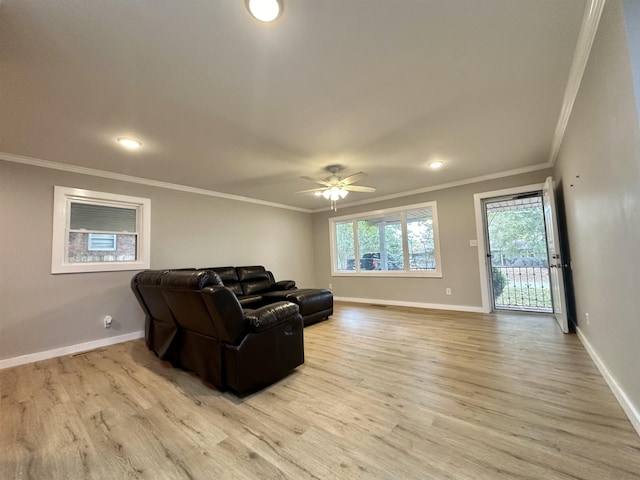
[320,186,349,210]
[296,165,376,211]
[246,0,282,22]
[116,137,142,150]
[428,160,444,169]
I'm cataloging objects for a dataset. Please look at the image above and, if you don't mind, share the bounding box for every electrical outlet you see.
[585,312,590,325]
[104,315,113,328]
[446,288,452,296]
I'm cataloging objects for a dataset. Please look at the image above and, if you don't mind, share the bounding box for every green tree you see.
[487,206,546,263]
[357,220,380,255]
[492,266,507,298]
[335,222,355,270]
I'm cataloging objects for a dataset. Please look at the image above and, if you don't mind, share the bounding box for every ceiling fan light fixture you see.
[298,165,376,211]
[246,0,282,22]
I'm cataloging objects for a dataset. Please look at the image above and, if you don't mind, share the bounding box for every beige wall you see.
[554,0,640,416]
[312,169,552,308]
[0,161,314,360]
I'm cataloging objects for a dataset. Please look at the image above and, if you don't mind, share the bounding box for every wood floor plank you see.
[1,302,639,479]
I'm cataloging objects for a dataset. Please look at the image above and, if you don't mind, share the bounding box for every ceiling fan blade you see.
[344,185,376,193]
[295,187,326,194]
[301,176,331,187]
[340,172,367,185]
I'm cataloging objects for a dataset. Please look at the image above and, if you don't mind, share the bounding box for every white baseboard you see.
[334,296,485,313]
[0,330,145,370]
[577,327,640,436]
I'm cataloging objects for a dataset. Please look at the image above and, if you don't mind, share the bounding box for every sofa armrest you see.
[271,280,296,290]
[245,301,300,333]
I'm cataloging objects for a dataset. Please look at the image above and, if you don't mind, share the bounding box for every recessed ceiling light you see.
[116,137,142,150]
[428,160,444,169]
[246,0,282,22]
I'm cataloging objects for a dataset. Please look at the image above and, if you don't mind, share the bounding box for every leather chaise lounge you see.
[131,269,304,392]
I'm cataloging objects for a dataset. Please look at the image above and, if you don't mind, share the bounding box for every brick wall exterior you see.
[68,233,137,263]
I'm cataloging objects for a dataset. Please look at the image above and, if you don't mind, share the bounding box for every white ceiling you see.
[0,0,588,210]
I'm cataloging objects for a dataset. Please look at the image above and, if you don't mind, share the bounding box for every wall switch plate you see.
[446,288,452,296]
[585,312,590,325]
[329,283,333,289]
[470,239,478,247]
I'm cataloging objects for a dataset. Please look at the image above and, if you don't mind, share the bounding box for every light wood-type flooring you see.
[2,303,639,479]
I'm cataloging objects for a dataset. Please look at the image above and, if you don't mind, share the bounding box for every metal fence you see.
[492,266,552,312]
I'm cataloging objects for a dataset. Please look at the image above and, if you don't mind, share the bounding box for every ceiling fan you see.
[297,165,376,211]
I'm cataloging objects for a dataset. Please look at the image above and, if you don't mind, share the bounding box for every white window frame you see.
[329,201,442,278]
[51,186,151,274]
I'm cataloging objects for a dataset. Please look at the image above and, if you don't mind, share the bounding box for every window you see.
[52,186,151,273]
[88,233,117,251]
[330,201,442,277]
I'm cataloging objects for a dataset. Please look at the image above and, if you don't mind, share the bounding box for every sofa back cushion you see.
[161,270,224,337]
[237,265,273,296]
[204,266,243,296]
[132,270,175,327]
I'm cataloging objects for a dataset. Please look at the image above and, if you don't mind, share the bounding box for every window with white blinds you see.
[52,186,151,273]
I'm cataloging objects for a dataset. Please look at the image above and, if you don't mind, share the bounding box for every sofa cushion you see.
[204,266,243,296]
[243,278,272,296]
[237,266,274,296]
[237,265,268,282]
[238,295,264,308]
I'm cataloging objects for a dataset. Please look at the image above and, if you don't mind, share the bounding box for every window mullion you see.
[352,220,360,272]
[401,211,409,272]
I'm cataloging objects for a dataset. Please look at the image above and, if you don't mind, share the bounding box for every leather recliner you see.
[159,270,304,392]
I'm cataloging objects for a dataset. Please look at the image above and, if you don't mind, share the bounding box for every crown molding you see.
[2,151,553,216]
[548,0,606,165]
[311,162,553,213]
[0,152,312,213]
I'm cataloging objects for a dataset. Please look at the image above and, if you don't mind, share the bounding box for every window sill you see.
[51,260,150,274]
[331,271,443,278]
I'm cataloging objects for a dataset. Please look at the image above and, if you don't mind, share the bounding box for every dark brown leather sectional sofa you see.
[130,266,332,393]
[205,265,333,326]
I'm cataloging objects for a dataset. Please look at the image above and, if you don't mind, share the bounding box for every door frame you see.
[473,183,544,313]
